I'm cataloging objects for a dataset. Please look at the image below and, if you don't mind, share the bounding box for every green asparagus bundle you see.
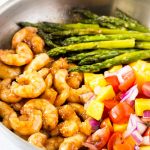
[47,39,135,56]
[63,33,150,45]
[135,42,150,49]
[69,50,150,72]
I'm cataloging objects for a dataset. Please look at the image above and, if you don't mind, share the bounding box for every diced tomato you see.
[119,67,136,92]
[100,118,114,133]
[113,143,133,150]
[107,132,123,150]
[109,102,134,124]
[142,82,150,97]
[144,127,150,136]
[104,99,119,110]
[105,75,120,93]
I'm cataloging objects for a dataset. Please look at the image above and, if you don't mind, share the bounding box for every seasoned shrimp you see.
[0,78,22,103]
[12,27,37,49]
[54,69,70,106]
[59,133,86,150]
[41,88,57,104]
[58,120,79,137]
[68,85,92,103]
[50,126,60,137]
[28,132,47,150]
[58,105,80,137]
[11,71,46,98]
[45,73,53,88]
[0,101,15,129]
[0,42,33,66]
[24,53,52,71]
[21,99,58,130]
[30,34,45,54]
[46,137,64,150]
[67,64,83,89]
[38,68,50,79]
[69,103,89,120]
[9,109,42,135]
[50,58,69,75]
[11,100,26,112]
[0,61,21,79]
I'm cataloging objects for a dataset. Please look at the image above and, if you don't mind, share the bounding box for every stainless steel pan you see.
[0,0,150,149]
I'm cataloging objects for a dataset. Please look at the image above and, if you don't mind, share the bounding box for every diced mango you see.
[84,73,107,90]
[108,65,122,73]
[130,60,150,92]
[86,100,104,120]
[135,98,150,116]
[95,85,115,102]
[140,146,150,150]
[113,123,127,132]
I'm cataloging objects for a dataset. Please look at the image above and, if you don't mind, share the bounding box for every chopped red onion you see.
[134,145,140,150]
[143,110,150,119]
[131,130,143,145]
[80,92,95,103]
[94,86,102,95]
[89,118,100,131]
[142,136,150,145]
[104,71,117,77]
[83,143,98,150]
[124,114,147,138]
[121,85,138,106]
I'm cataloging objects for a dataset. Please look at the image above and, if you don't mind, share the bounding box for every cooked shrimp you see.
[79,118,92,136]
[0,61,21,79]
[38,68,50,79]
[12,27,37,48]
[69,103,88,120]
[41,88,57,104]
[30,34,45,54]
[21,99,58,130]
[85,126,110,149]
[50,58,69,75]
[28,132,47,150]
[59,120,79,137]
[54,69,70,106]
[50,126,60,137]
[46,137,64,150]
[24,53,51,71]
[11,71,46,98]
[0,101,15,129]
[0,78,22,103]
[0,42,33,66]
[67,64,83,89]
[45,73,53,88]
[59,133,86,150]
[9,109,42,135]
[68,85,92,103]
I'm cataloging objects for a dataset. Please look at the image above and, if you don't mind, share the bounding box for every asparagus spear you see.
[47,39,135,56]
[135,42,150,49]
[115,9,150,33]
[69,50,150,72]
[72,8,99,19]
[63,33,150,45]
[38,30,58,48]
[78,49,136,65]
[51,28,102,38]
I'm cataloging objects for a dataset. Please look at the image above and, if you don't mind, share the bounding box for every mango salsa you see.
[95,85,115,102]
[140,146,150,150]
[86,100,104,120]
[135,98,150,116]
[130,60,150,92]
[108,65,123,73]
[84,73,107,90]
[113,123,127,132]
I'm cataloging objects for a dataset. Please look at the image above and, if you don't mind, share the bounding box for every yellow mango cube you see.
[113,123,127,132]
[108,65,122,73]
[140,146,150,150]
[135,98,150,116]
[86,100,104,120]
[95,85,115,101]
[130,60,150,92]
[84,73,107,90]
